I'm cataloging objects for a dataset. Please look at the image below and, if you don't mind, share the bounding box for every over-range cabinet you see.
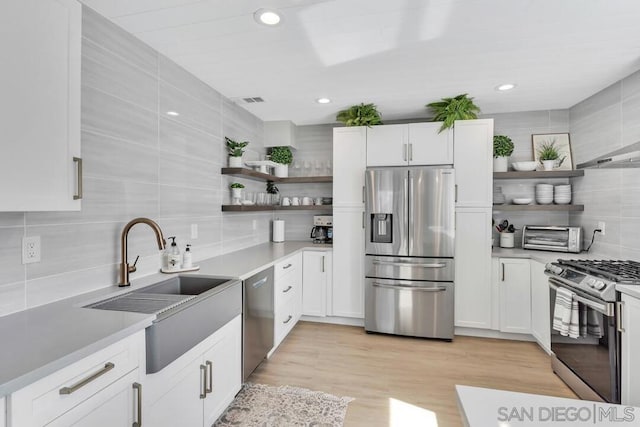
[364,167,455,340]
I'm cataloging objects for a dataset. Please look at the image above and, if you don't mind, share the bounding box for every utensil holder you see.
[500,232,515,248]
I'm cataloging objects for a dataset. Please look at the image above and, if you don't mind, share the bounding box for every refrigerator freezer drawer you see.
[365,255,454,282]
[364,278,454,339]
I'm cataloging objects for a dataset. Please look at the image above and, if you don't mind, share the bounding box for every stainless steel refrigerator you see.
[364,166,455,340]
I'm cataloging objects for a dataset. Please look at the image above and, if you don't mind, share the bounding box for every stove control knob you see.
[585,278,596,287]
[593,280,606,290]
[545,263,563,274]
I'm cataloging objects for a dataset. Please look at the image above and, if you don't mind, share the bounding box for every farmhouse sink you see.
[86,275,242,373]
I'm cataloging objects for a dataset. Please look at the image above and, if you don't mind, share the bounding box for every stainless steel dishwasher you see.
[243,267,274,381]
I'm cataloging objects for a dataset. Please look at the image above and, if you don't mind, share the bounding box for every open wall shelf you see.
[221,168,332,183]
[493,170,584,179]
[222,204,333,212]
[492,204,584,212]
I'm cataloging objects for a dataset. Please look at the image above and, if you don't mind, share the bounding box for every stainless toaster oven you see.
[522,225,582,253]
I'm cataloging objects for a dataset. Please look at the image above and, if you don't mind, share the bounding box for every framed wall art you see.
[532,133,573,170]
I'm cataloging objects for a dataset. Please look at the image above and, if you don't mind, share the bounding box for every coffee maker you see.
[310,215,333,244]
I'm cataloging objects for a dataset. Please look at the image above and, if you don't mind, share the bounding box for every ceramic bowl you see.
[513,198,533,205]
[512,161,538,171]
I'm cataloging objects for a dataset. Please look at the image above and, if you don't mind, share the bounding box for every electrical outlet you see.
[22,236,41,264]
[598,221,606,236]
[190,224,198,239]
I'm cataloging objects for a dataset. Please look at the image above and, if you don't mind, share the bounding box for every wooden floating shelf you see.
[492,204,584,212]
[222,204,333,212]
[221,168,332,183]
[493,170,584,179]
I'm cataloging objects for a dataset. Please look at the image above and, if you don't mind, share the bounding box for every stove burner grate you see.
[558,259,640,284]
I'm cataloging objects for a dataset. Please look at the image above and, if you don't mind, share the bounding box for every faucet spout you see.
[119,218,166,287]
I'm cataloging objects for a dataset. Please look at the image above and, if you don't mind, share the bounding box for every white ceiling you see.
[81,0,640,125]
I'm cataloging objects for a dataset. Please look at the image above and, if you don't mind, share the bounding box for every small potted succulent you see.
[335,103,383,127]
[493,135,514,172]
[270,146,293,178]
[426,93,481,133]
[225,137,249,168]
[537,141,565,171]
[229,182,244,204]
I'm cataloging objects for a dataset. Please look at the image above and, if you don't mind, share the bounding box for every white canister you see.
[493,156,509,172]
[229,156,243,168]
[500,232,515,248]
[272,219,285,242]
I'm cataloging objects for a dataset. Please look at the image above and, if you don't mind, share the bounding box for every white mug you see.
[281,197,291,206]
[314,197,323,205]
[291,197,300,206]
[302,197,312,205]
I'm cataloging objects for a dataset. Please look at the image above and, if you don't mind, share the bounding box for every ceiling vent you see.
[242,97,265,103]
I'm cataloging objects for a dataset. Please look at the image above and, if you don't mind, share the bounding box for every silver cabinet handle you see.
[322,256,325,273]
[454,184,458,203]
[403,144,407,161]
[205,360,213,394]
[283,285,293,293]
[73,157,83,200]
[617,301,625,333]
[362,211,365,229]
[501,263,505,281]
[132,382,142,427]
[283,315,293,324]
[372,283,446,292]
[199,364,207,399]
[409,143,413,161]
[362,186,365,203]
[372,260,446,268]
[59,362,114,395]
[252,277,268,288]
[282,263,293,270]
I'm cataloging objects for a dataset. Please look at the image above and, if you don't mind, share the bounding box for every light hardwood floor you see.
[249,321,576,427]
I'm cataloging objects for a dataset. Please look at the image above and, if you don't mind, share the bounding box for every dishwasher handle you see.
[251,277,268,288]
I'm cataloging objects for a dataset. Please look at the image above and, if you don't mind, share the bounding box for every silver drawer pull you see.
[59,362,115,395]
[205,360,213,394]
[372,283,446,292]
[283,285,293,293]
[199,364,207,399]
[73,157,83,200]
[282,263,293,269]
[372,260,446,268]
[133,382,142,427]
[283,315,293,324]
[252,277,268,288]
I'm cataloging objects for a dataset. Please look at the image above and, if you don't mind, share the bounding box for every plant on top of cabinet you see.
[225,137,249,168]
[426,93,480,133]
[270,146,293,178]
[493,135,514,172]
[335,103,383,127]
[537,141,565,171]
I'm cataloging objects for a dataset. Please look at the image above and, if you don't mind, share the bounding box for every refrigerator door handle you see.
[408,174,414,254]
[372,260,446,268]
[372,282,447,292]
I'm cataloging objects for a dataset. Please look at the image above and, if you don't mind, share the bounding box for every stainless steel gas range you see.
[545,259,640,403]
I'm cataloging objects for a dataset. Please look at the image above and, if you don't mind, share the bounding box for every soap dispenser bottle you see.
[167,237,181,271]
[182,244,193,269]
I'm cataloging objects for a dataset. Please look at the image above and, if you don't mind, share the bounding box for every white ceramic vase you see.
[542,160,555,171]
[229,156,243,168]
[493,156,509,172]
[231,188,242,204]
[274,164,288,178]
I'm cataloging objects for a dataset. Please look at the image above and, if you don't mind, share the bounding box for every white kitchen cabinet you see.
[366,123,452,167]
[10,331,144,427]
[454,208,493,329]
[530,260,551,352]
[1,0,82,211]
[263,120,297,148]
[1,396,5,427]
[333,127,367,207]
[302,251,332,317]
[498,258,532,334]
[145,315,242,427]
[273,253,303,350]
[332,208,364,318]
[453,119,493,208]
[621,293,640,406]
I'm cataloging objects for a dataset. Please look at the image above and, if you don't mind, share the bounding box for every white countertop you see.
[617,284,640,300]
[0,241,331,396]
[492,247,602,264]
[457,385,638,426]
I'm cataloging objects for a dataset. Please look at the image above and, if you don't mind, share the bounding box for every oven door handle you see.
[549,280,614,316]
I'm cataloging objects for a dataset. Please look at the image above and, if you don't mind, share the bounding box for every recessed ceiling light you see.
[496,83,516,92]
[316,98,331,104]
[254,9,281,26]
[166,111,180,116]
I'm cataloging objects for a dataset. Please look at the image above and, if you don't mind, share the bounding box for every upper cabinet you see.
[0,0,82,211]
[263,120,297,149]
[366,123,453,167]
[333,127,367,207]
[453,119,494,208]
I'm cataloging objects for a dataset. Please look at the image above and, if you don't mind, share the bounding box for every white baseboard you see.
[455,327,536,342]
[300,315,364,327]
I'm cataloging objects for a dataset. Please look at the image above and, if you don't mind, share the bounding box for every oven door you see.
[549,278,619,403]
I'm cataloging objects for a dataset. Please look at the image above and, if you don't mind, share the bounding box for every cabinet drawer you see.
[10,331,143,427]
[274,253,302,282]
[274,289,298,346]
[275,268,301,301]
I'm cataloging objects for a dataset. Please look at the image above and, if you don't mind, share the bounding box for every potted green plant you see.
[270,146,293,178]
[335,103,383,127]
[537,141,565,171]
[493,135,514,172]
[266,180,279,205]
[229,182,244,204]
[225,137,249,168]
[426,93,481,133]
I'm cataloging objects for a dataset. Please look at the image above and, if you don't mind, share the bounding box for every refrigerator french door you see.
[364,167,455,339]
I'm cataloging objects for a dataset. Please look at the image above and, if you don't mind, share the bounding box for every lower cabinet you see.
[530,260,551,352]
[498,258,532,334]
[621,293,640,406]
[332,208,364,318]
[302,250,332,317]
[144,315,242,427]
[1,396,5,427]
[9,331,144,427]
[273,253,303,351]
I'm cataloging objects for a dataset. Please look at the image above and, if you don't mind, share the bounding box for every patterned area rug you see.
[214,383,354,427]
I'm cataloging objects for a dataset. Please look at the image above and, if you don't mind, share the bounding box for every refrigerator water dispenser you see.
[371,214,392,243]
